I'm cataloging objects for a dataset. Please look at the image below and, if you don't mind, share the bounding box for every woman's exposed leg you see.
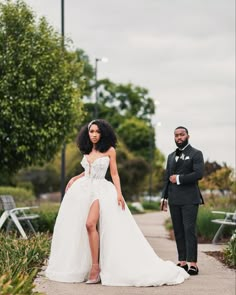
[86,200,100,281]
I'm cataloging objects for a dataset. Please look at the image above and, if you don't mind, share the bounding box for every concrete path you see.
[34,211,235,295]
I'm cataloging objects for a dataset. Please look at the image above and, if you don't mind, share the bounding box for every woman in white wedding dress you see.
[45,119,189,286]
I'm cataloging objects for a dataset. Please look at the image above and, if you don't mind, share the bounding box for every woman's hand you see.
[117,194,125,210]
[65,172,85,192]
[65,176,78,192]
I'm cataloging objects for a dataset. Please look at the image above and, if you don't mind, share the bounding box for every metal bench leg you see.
[26,220,36,234]
[0,211,9,229]
[10,213,28,239]
[6,219,13,233]
[212,223,225,244]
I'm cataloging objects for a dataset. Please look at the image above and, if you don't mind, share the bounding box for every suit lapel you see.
[169,153,177,174]
[182,144,192,156]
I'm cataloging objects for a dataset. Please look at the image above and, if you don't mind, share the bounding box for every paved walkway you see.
[34,211,235,295]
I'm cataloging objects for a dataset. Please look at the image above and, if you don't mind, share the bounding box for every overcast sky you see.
[25,0,235,168]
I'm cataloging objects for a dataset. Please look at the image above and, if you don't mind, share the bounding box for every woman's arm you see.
[65,171,85,192]
[108,147,125,210]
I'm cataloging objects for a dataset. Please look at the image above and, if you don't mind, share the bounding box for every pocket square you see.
[180,153,185,160]
[185,156,190,160]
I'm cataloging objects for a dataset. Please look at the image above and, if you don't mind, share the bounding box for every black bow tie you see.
[175,148,183,157]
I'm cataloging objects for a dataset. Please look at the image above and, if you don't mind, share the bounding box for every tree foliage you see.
[204,160,222,177]
[74,48,94,98]
[0,0,84,175]
[200,162,235,195]
[117,117,155,160]
[97,78,155,121]
[118,157,149,199]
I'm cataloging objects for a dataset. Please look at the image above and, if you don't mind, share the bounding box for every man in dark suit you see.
[161,126,204,275]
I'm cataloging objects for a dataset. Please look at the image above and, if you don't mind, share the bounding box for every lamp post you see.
[94,57,108,118]
[61,0,64,40]
[60,0,65,201]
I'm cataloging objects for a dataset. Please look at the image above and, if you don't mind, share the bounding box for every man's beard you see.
[175,138,189,149]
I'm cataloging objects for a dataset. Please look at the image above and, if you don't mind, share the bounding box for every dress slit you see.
[87,198,100,233]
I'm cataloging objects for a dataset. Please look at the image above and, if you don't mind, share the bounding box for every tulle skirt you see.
[45,177,189,286]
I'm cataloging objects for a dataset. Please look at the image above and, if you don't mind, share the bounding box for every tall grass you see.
[0,232,50,294]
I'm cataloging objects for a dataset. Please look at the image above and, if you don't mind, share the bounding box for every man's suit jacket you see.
[162,144,204,205]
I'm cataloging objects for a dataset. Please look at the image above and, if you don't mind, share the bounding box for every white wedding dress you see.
[45,155,189,286]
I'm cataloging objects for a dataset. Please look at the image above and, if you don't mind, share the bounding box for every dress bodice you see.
[81,155,110,179]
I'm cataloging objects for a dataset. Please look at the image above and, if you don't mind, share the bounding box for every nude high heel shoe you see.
[85,274,101,284]
[86,264,101,284]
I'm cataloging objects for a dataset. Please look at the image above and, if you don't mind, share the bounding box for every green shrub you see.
[142,201,160,211]
[16,181,35,193]
[223,233,236,267]
[16,203,59,233]
[0,186,35,204]
[32,207,59,233]
[127,203,144,214]
[197,207,233,240]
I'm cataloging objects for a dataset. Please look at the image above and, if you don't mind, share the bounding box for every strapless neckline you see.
[84,155,109,165]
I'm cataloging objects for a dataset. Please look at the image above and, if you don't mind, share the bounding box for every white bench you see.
[0,195,39,239]
[211,210,236,244]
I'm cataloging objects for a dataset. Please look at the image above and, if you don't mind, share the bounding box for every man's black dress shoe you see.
[177,263,188,272]
[188,266,199,275]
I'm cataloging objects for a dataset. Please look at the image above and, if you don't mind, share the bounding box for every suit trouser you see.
[169,204,199,262]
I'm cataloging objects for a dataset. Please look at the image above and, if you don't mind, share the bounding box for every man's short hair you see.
[175,126,189,134]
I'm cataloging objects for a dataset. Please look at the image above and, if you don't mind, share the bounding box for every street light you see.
[60,0,65,201]
[94,57,108,118]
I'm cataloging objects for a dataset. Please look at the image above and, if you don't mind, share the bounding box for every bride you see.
[45,119,189,286]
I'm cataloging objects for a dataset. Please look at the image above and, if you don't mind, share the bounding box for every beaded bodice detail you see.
[81,155,110,179]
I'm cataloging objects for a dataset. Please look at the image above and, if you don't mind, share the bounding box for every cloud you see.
[25,0,235,168]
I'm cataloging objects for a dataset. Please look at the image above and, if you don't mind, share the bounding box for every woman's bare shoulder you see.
[107,147,116,156]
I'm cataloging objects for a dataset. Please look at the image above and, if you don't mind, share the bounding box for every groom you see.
[161,126,204,275]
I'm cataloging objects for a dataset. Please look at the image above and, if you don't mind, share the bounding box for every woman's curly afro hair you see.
[77,119,117,154]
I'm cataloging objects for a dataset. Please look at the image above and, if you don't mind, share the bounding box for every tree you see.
[119,157,149,200]
[209,167,234,195]
[117,117,155,160]
[204,160,222,177]
[0,0,84,176]
[200,164,234,195]
[16,141,82,196]
[97,79,155,121]
[74,48,94,98]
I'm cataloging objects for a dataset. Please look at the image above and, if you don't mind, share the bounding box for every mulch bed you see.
[204,251,236,270]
